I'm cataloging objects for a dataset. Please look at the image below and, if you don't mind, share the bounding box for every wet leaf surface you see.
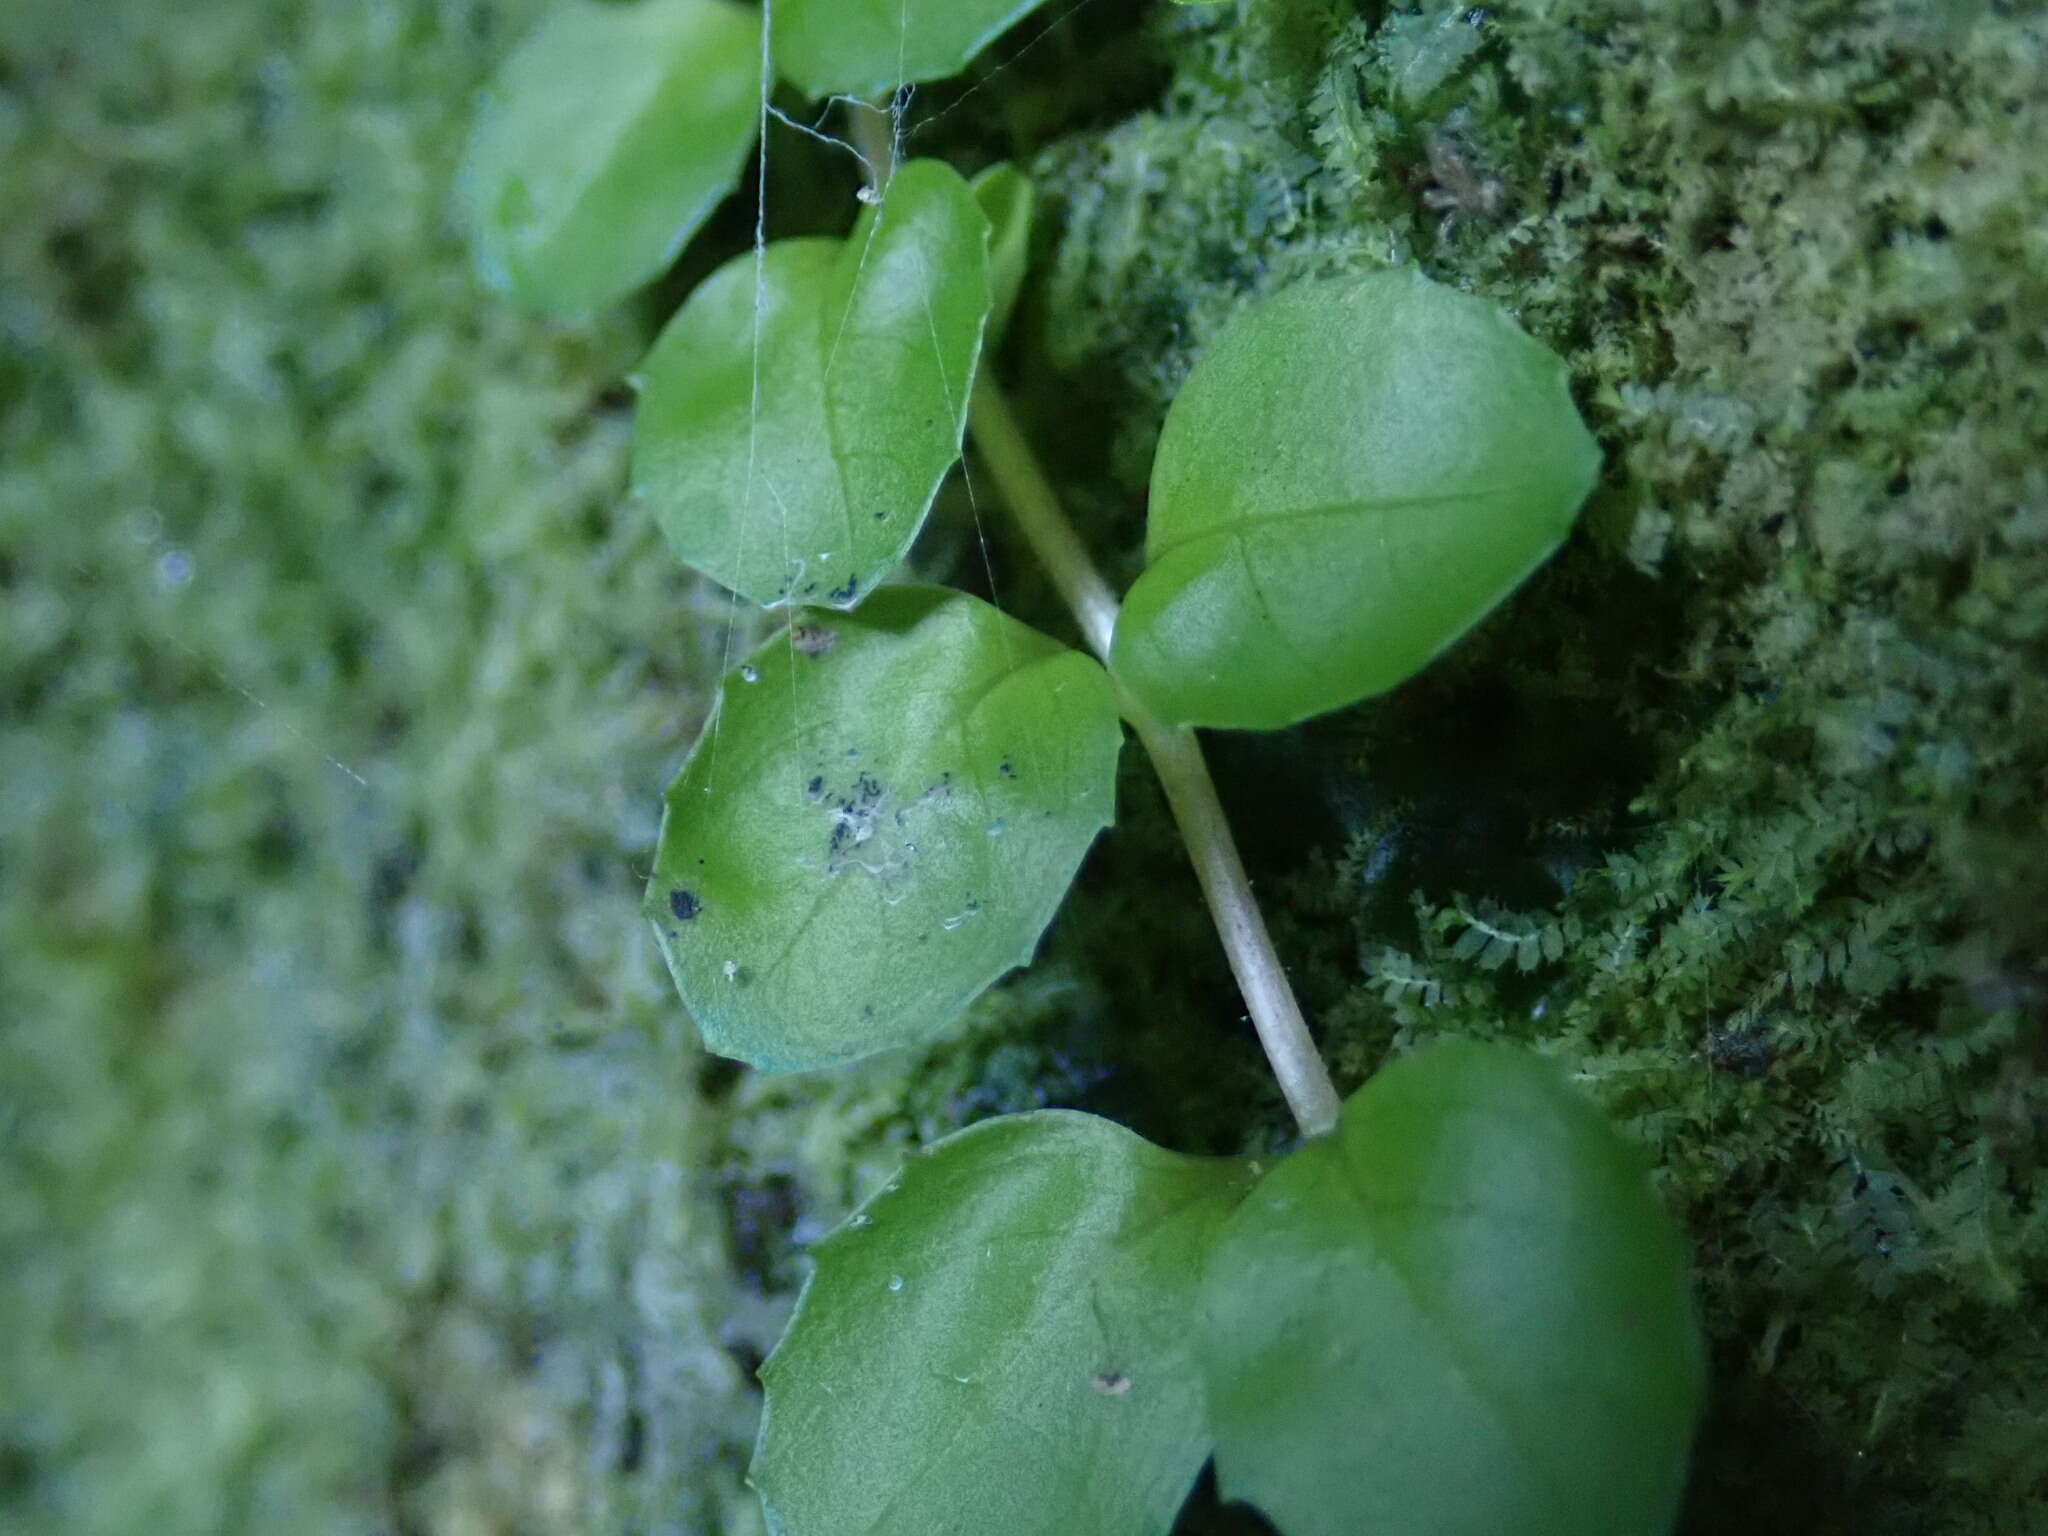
[646,585,1120,1071]
[1197,1041,1704,1536]
[1113,270,1602,730]
[754,1110,1255,1535]
[632,160,989,609]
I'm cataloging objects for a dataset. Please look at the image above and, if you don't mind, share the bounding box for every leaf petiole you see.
[969,377,1343,1138]
[848,95,896,199]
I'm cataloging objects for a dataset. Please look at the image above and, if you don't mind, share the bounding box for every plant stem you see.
[1125,715,1344,1139]
[849,99,896,197]
[966,379,1119,660]
[968,378,1343,1139]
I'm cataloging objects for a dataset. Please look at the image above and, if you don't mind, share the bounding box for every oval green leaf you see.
[633,159,990,609]
[1197,1040,1704,1536]
[646,585,1120,1071]
[772,0,1051,101]
[1111,270,1602,729]
[755,1111,1257,1535]
[458,0,760,317]
[972,162,1035,344]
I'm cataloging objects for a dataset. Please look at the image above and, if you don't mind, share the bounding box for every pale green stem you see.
[966,378,1119,659]
[850,99,896,197]
[969,378,1343,1139]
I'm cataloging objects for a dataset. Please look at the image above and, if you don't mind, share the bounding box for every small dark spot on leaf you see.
[998,759,1016,778]
[828,578,859,604]
[791,623,839,657]
[807,775,824,800]
[1093,1371,1131,1396]
[668,888,701,921]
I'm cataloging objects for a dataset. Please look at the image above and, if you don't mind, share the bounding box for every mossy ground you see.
[4,1,2043,1533]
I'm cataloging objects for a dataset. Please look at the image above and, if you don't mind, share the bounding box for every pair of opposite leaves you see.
[637,220,1598,1073]
[755,1039,1705,1536]
[460,0,1217,312]
[463,4,1599,1075]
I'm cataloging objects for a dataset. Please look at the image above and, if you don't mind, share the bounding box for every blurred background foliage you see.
[3,1,2044,1533]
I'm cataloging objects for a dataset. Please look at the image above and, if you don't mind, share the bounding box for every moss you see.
[6,0,2044,1532]
[0,2,758,1531]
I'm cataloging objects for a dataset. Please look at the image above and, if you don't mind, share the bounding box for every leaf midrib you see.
[1146,486,1517,566]
[1319,1137,1578,1525]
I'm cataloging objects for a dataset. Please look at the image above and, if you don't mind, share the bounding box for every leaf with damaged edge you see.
[1197,1040,1705,1536]
[754,1111,1257,1535]
[773,0,1053,101]
[645,585,1120,1071]
[458,0,758,317]
[1112,269,1602,729]
[632,158,990,609]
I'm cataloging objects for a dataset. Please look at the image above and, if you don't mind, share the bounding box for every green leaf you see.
[972,162,1035,343]
[754,1111,1257,1535]
[458,0,759,317]
[632,159,990,609]
[772,0,1052,100]
[1112,270,1602,729]
[1197,1040,1704,1536]
[646,585,1120,1071]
